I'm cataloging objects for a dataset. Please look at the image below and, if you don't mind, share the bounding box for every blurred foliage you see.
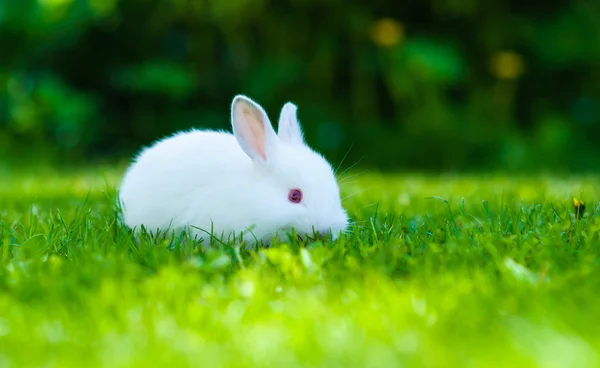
[1,0,600,171]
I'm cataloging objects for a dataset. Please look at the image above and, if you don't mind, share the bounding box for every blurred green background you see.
[1,0,599,172]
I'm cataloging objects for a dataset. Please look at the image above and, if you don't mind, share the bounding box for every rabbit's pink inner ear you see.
[243,106,267,159]
[235,102,268,160]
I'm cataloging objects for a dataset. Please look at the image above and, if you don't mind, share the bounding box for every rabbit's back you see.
[119,129,251,233]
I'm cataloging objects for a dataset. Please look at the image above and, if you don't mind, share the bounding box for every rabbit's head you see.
[231,95,349,242]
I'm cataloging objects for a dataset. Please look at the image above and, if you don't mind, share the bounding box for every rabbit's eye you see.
[288,188,303,203]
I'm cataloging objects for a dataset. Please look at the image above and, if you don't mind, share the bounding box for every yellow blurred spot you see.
[573,197,585,219]
[370,18,405,48]
[490,51,525,80]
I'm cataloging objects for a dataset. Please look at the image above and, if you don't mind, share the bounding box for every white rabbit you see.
[118,95,349,246]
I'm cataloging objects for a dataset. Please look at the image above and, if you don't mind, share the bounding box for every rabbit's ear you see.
[231,95,278,162]
[278,102,305,146]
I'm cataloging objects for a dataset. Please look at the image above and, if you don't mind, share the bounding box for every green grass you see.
[1,167,600,367]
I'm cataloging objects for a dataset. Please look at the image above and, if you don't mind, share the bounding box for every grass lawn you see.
[1,167,599,367]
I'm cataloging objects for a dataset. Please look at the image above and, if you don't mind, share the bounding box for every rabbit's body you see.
[119,95,349,245]
[120,131,251,238]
